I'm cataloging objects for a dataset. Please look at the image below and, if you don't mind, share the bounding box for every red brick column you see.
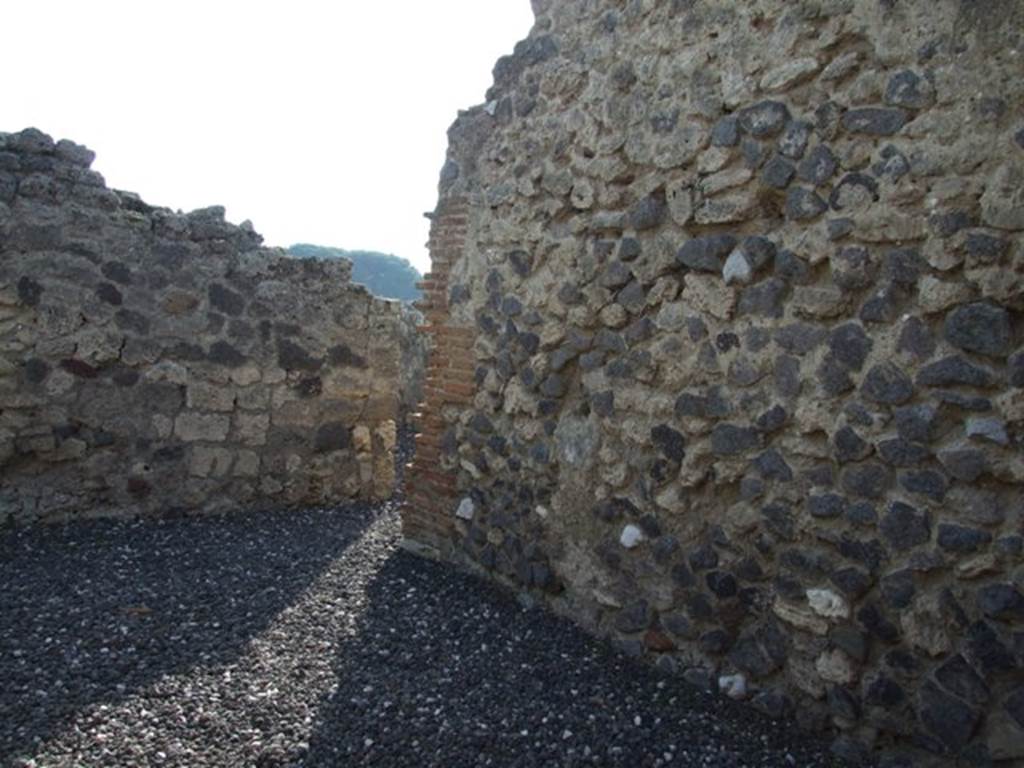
[402,198,473,554]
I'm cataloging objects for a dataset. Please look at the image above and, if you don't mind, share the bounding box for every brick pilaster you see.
[401,197,473,554]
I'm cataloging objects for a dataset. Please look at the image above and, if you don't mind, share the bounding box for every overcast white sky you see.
[3,1,534,274]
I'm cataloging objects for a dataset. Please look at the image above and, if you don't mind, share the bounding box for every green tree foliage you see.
[288,243,422,302]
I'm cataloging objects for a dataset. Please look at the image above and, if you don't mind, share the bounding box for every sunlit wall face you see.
[2,0,534,273]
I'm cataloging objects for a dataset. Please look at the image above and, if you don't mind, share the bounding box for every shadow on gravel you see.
[0,504,377,762]
[301,551,845,768]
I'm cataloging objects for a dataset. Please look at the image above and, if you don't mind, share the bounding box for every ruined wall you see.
[0,128,401,525]
[397,303,431,421]
[406,0,1024,762]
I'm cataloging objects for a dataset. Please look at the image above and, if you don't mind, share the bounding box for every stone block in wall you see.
[175,412,231,442]
[234,412,269,446]
[189,446,233,478]
[186,382,236,412]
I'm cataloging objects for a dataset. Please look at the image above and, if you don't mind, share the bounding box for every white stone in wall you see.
[722,249,752,286]
[718,673,748,700]
[806,588,850,620]
[455,497,475,521]
[619,524,644,549]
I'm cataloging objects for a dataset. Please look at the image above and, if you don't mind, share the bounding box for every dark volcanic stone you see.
[937,524,991,554]
[797,144,838,186]
[916,355,994,388]
[841,108,909,135]
[688,544,719,572]
[828,322,872,370]
[876,438,929,467]
[629,195,666,231]
[699,629,732,655]
[753,449,794,482]
[899,469,948,501]
[738,278,787,318]
[711,424,759,455]
[1006,689,1024,729]
[785,187,828,221]
[828,685,861,721]
[761,155,796,188]
[883,247,924,286]
[894,404,937,443]
[934,654,990,706]
[617,280,646,313]
[858,603,900,643]
[880,502,930,551]
[775,323,827,355]
[651,425,685,463]
[832,246,877,291]
[967,620,1016,676]
[977,584,1024,622]
[819,354,854,396]
[17,276,44,306]
[115,310,150,336]
[862,362,914,404]
[917,681,981,754]
[675,387,730,419]
[706,571,738,599]
[615,601,652,634]
[775,355,801,398]
[711,115,740,147]
[885,70,934,110]
[676,235,736,272]
[873,144,910,180]
[313,422,351,452]
[937,446,989,482]
[753,690,792,719]
[755,404,787,433]
[831,567,871,598]
[95,282,123,305]
[278,339,322,371]
[23,358,51,384]
[209,283,245,316]
[881,570,915,609]
[1011,349,1024,387]
[841,462,891,499]
[845,501,878,527]
[944,302,1012,358]
[865,674,905,707]
[808,493,846,519]
[601,260,633,290]
[774,249,811,284]
[897,316,936,360]
[831,624,869,663]
[738,100,791,138]
[835,425,872,463]
[591,391,614,417]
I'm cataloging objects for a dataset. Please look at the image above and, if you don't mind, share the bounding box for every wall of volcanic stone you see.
[0,128,401,524]
[406,0,1024,762]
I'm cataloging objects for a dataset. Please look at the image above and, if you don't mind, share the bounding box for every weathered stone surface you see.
[943,302,1012,358]
[841,108,908,136]
[401,3,1024,763]
[861,363,914,405]
[0,130,401,522]
[880,502,930,551]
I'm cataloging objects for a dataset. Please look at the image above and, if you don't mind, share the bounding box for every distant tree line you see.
[288,243,422,302]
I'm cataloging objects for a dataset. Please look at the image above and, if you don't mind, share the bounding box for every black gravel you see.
[1,439,849,768]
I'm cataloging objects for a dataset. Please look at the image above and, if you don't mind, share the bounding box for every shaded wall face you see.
[0,128,401,524]
[408,0,1024,761]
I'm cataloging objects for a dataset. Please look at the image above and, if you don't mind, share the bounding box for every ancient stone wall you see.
[406,0,1024,762]
[0,128,401,525]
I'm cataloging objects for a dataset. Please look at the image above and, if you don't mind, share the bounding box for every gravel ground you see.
[1,439,852,768]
